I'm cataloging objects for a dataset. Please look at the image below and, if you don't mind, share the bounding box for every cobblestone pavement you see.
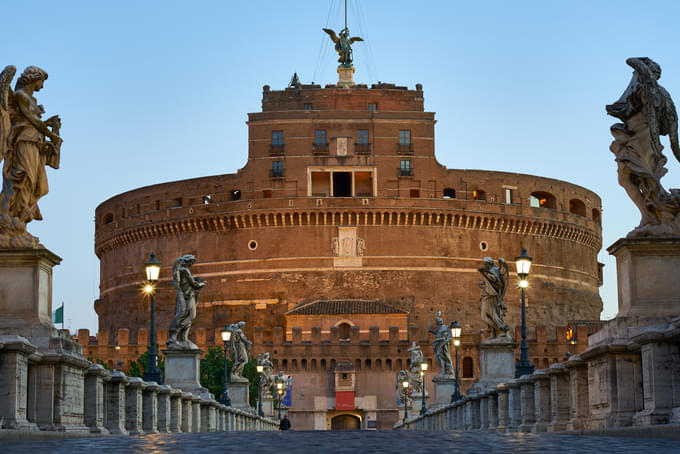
[3,430,680,454]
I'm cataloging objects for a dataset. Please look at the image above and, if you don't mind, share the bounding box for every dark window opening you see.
[569,199,586,216]
[410,189,420,198]
[592,208,601,225]
[263,189,272,198]
[530,191,556,209]
[443,188,456,199]
[462,357,474,378]
[103,213,113,224]
[231,190,241,201]
[333,172,352,197]
[202,195,212,204]
[338,322,351,340]
[155,200,160,210]
[473,190,486,201]
[172,197,182,208]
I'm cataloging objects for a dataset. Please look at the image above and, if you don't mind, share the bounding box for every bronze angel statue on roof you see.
[478,257,511,339]
[0,65,62,248]
[323,27,363,67]
[606,57,680,237]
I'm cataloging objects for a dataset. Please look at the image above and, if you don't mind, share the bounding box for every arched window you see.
[338,322,351,340]
[376,358,382,371]
[282,359,288,370]
[103,213,114,225]
[365,358,371,370]
[301,359,307,371]
[355,359,361,370]
[386,358,392,371]
[462,357,474,378]
[542,358,549,369]
[592,208,601,225]
[569,199,586,216]
[443,188,456,199]
[321,359,326,370]
[473,189,486,201]
[530,191,556,209]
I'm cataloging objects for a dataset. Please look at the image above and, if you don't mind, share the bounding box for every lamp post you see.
[220,327,232,406]
[401,379,410,422]
[566,326,576,357]
[257,364,264,417]
[419,362,428,416]
[113,342,120,371]
[276,380,285,420]
[515,248,535,378]
[449,320,463,403]
[143,252,162,384]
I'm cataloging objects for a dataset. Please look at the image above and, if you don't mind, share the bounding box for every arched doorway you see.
[330,414,361,430]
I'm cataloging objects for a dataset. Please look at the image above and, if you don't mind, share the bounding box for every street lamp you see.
[220,327,232,406]
[257,364,264,417]
[143,252,162,384]
[419,362,428,416]
[276,380,285,420]
[449,320,463,403]
[401,378,410,422]
[113,342,120,371]
[515,248,535,378]
[566,326,576,357]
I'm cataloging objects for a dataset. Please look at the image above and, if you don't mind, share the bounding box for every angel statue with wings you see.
[478,257,511,339]
[323,27,363,67]
[0,65,62,248]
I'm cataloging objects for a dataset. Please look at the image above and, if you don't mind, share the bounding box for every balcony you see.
[397,143,413,154]
[398,167,413,177]
[312,143,329,155]
[355,143,371,155]
[269,144,285,156]
[270,169,284,178]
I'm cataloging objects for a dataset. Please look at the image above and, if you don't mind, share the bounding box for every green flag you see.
[54,304,63,324]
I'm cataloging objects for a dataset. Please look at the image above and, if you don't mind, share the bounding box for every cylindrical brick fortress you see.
[94,82,602,348]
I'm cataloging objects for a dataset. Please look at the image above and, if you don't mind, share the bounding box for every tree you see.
[128,345,165,378]
[199,346,259,406]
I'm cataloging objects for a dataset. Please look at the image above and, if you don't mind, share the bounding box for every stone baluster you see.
[156,385,172,433]
[533,370,551,432]
[84,363,110,434]
[479,395,489,430]
[564,355,590,430]
[105,371,129,435]
[125,377,146,434]
[506,380,522,432]
[632,328,680,425]
[487,390,498,431]
[518,376,536,432]
[200,398,210,432]
[0,336,41,431]
[547,363,570,432]
[180,392,193,432]
[191,395,201,432]
[169,388,183,432]
[496,384,509,432]
[469,396,481,430]
[142,381,161,433]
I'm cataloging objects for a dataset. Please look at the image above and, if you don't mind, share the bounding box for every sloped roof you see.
[286,299,407,316]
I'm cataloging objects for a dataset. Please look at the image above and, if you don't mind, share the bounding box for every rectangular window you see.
[271,160,283,177]
[399,130,411,145]
[357,130,368,144]
[530,195,540,208]
[304,103,313,110]
[505,188,512,204]
[400,160,411,171]
[272,130,284,145]
[368,103,377,111]
[315,129,327,144]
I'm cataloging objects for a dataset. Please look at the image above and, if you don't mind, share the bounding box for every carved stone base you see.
[473,337,517,393]
[0,215,40,249]
[607,237,680,318]
[229,381,251,410]
[432,376,456,408]
[262,395,275,417]
[0,247,62,348]
[163,349,211,398]
[337,65,355,87]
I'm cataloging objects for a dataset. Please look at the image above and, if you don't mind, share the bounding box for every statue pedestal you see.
[608,237,680,318]
[411,391,429,414]
[337,66,355,87]
[473,337,517,393]
[0,248,62,347]
[262,395,274,417]
[229,379,251,410]
[163,349,211,398]
[432,376,456,408]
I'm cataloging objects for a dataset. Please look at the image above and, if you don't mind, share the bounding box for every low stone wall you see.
[0,335,278,436]
[395,317,680,432]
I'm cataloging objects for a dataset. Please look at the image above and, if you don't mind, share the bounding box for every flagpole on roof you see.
[61,302,64,331]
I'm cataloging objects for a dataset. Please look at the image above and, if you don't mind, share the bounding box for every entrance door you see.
[332,172,352,197]
[330,414,361,430]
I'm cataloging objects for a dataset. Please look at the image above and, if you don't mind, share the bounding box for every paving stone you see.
[3,430,680,453]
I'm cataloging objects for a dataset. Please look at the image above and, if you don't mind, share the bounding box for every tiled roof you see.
[286,299,407,316]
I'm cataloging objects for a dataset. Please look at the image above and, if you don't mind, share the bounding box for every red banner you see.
[335,391,355,410]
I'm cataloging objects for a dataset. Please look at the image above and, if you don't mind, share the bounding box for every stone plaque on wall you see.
[336,137,347,156]
[333,227,363,267]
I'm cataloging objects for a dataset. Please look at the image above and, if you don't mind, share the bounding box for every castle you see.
[84,65,603,429]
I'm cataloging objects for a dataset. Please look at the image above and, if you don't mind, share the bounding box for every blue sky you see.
[4,1,680,332]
